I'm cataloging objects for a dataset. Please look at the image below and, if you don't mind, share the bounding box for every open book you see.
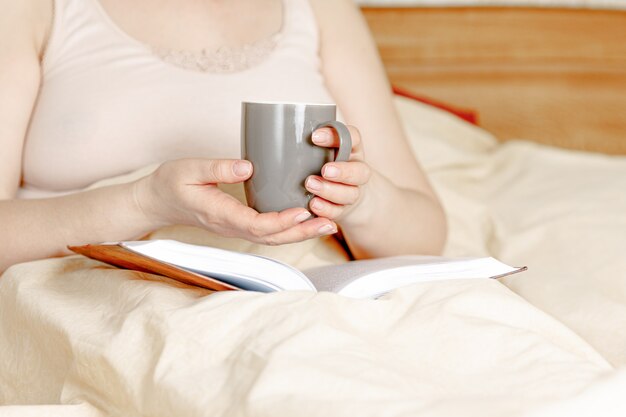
[69,240,526,299]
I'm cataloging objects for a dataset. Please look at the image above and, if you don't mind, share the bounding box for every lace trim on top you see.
[151,33,281,73]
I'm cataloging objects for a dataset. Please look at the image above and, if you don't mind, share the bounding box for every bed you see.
[362,4,626,154]
[1,3,626,417]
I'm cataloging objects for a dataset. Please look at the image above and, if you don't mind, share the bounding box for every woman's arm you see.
[1,159,339,272]
[0,0,155,271]
[0,0,336,272]
[309,0,447,258]
[0,0,49,199]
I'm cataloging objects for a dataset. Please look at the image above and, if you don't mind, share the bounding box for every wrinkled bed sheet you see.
[2,97,626,416]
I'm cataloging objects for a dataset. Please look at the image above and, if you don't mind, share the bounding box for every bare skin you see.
[0,0,447,272]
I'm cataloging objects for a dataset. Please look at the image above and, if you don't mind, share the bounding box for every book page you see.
[304,256,525,299]
[303,256,446,292]
[122,240,316,292]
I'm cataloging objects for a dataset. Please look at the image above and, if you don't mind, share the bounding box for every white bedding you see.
[2,97,626,416]
[396,97,626,367]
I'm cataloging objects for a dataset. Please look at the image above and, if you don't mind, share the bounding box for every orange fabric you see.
[393,86,479,125]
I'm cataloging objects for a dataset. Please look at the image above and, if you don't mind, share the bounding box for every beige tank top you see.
[21,0,338,198]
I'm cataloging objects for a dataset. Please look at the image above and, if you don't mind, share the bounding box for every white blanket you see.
[2,97,626,416]
[397,97,626,367]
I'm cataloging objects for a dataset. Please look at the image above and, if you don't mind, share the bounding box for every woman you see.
[0,0,446,272]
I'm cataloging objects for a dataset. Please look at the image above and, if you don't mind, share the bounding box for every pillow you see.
[393,86,479,125]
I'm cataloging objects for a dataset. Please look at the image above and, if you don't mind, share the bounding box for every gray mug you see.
[241,101,352,213]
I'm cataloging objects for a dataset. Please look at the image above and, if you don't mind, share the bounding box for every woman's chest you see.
[23,61,332,192]
[21,0,332,194]
[97,0,283,52]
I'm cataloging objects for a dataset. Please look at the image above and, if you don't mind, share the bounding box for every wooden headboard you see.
[361,7,626,154]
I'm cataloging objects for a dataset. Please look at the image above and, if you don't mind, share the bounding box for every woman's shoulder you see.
[306,0,364,37]
[1,0,53,59]
[307,0,360,18]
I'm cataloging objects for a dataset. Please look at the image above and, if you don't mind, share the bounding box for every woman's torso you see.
[21,0,338,198]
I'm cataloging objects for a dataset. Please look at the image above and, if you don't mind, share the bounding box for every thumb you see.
[195,159,253,184]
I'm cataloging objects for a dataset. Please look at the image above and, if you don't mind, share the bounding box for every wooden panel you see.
[362,7,626,154]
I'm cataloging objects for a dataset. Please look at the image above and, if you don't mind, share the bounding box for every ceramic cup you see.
[241,101,352,213]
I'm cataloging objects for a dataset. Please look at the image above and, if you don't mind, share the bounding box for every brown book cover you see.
[68,243,240,292]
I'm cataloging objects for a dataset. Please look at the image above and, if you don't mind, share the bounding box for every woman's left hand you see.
[305,126,371,222]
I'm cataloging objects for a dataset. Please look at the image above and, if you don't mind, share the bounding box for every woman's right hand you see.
[133,159,338,245]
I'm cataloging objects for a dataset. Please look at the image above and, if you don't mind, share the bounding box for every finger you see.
[312,126,362,149]
[198,189,309,234]
[188,158,253,184]
[312,126,364,160]
[320,161,371,186]
[305,175,360,205]
[238,207,315,239]
[261,217,338,246]
[309,197,346,221]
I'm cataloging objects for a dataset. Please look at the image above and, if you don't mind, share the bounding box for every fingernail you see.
[311,199,323,210]
[323,165,339,179]
[233,161,252,177]
[306,177,323,191]
[318,224,336,235]
[312,130,330,144]
[294,211,312,223]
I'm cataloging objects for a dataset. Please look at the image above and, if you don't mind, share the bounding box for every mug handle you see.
[314,121,352,162]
